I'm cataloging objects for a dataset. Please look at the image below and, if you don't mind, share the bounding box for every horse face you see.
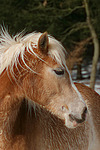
[39,61,87,128]
[22,32,87,128]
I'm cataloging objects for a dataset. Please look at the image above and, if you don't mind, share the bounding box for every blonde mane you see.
[0,28,66,75]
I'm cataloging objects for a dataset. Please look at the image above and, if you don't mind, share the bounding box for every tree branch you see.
[66,37,92,70]
[61,22,88,42]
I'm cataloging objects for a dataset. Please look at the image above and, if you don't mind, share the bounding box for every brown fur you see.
[0,32,100,149]
[0,85,100,150]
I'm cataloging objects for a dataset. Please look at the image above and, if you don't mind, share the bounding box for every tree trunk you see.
[84,0,100,89]
[77,64,82,80]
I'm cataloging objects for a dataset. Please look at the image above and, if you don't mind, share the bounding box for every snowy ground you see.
[72,60,100,95]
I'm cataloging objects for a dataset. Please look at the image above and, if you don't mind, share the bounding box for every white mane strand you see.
[0,28,66,75]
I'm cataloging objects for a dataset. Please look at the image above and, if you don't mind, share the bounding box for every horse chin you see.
[63,113,78,128]
[64,119,79,129]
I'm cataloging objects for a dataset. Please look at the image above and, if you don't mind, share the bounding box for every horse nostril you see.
[82,107,87,120]
[62,106,66,111]
[62,105,69,111]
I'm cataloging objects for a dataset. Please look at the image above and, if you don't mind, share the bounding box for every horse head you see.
[0,30,87,128]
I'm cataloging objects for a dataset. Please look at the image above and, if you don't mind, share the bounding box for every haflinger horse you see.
[0,28,100,150]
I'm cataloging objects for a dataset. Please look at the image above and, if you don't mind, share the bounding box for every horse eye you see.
[54,68,65,76]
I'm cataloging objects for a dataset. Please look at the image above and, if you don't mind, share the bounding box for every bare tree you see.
[66,37,91,71]
[84,0,100,89]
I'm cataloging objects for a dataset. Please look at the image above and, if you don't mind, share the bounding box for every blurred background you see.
[0,0,100,93]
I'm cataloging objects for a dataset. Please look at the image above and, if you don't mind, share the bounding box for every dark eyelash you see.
[54,69,64,75]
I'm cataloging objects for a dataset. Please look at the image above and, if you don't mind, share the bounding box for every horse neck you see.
[0,71,23,130]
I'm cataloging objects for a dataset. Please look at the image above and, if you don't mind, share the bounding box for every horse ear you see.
[38,32,49,55]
